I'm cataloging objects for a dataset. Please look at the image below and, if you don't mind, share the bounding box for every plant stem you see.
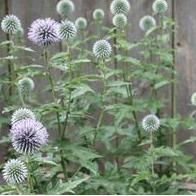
[62,45,72,137]
[93,61,106,146]
[15,184,22,195]
[43,48,61,136]
[43,48,68,179]
[119,29,141,141]
[150,132,156,194]
[26,156,33,193]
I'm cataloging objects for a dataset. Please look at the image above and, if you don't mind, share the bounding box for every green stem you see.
[15,184,22,195]
[150,132,156,194]
[43,49,68,179]
[93,61,106,146]
[26,156,33,193]
[43,48,61,136]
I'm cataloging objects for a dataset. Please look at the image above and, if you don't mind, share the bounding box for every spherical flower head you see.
[142,114,160,133]
[11,119,48,155]
[56,0,75,17]
[1,15,21,34]
[28,18,60,46]
[110,0,130,15]
[191,92,196,106]
[58,20,77,40]
[93,9,105,21]
[139,15,156,31]
[11,108,36,125]
[2,159,27,185]
[113,14,127,29]
[93,40,112,59]
[17,77,34,98]
[152,0,168,14]
[75,17,87,30]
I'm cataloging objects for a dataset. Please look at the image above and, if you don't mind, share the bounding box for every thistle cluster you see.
[113,13,127,29]
[75,17,87,31]
[17,77,35,101]
[93,40,112,59]
[142,114,160,133]
[93,9,105,22]
[56,0,75,17]
[28,18,60,46]
[58,20,77,40]
[110,0,130,15]
[139,15,156,31]
[1,15,22,34]
[2,159,27,184]
[152,0,168,14]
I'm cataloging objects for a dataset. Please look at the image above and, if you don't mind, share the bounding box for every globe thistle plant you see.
[139,15,156,32]
[28,18,60,46]
[113,13,127,29]
[93,9,105,21]
[2,159,27,185]
[152,0,168,14]
[11,119,48,155]
[142,114,160,133]
[1,15,22,34]
[56,0,75,17]
[17,77,35,100]
[191,92,196,106]
[75,17,87,31]
[110,0,130,15]
[93,40,112,59]
[11,108,36,125]
[58,20,77,40]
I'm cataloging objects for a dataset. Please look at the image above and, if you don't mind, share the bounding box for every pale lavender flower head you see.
[28,18,60,46]
[11,119,48,155]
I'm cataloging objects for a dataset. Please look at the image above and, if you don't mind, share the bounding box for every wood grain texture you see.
[175,0,196,156]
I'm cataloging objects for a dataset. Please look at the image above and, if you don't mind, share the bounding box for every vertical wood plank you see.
[175,0,196,156]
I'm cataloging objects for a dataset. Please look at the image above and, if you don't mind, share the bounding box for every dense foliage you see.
[0,0,195,194]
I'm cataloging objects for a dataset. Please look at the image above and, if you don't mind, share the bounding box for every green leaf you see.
[33,156,58,166]
[71,84,95,99]
[47,177,89,194]
[178,137,196,147]
[14,45,34,52]
[154,80,170,89]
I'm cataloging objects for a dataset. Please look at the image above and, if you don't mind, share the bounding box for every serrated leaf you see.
[47,177,89,194]
[14,45,34,52]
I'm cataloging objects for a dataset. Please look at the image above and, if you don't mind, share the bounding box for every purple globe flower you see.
[28,18,60,46]
[10,119,48,155]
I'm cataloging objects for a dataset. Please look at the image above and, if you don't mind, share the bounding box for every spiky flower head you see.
[142,114,160,133]
[17,77,34,99]
[11,108,36,125]
[93,40,112,59]
[75,17,87,30]
[93,9,105,21]
[2,159,27,185]
[1,15,21,34]
[58,20,77,40]
[110,0,130,15]
[191,92,196,106]
[152,0,168,14]
[113,13,127,29]
[28,18,59,46]
[11,119,48,155]
[139,15,156,31]
[56,0,75,17]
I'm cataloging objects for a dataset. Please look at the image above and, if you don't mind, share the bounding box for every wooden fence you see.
[0,0,195,160]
